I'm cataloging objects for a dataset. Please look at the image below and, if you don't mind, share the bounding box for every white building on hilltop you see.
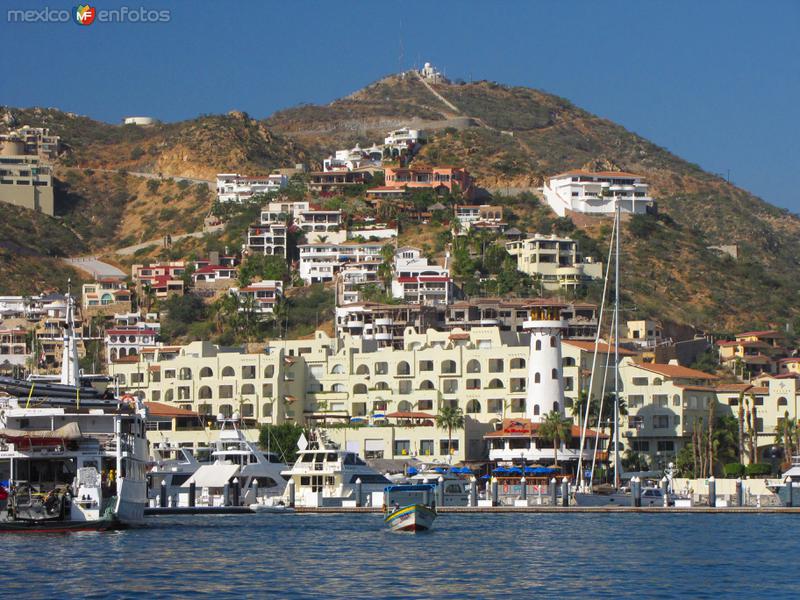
[323,144,382,172]
[419,62,447,84]
[216,173,288,203]
[543,170,652,216]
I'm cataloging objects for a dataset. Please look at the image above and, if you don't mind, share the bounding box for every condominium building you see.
[132,261,186,299]
[384,127,426,152]
[0,126,60,159]
[0,328,30,367]
[454,204,505,232]
[216,173,288,203]
[543,170,652,216]
[717,330,787,378]
[379,166,474,199]
[391,247,451,306]
[247,201,344,257]
[506,234,603,290]
[307,170,371,194]
[334,302,443,348]
[0,150,54,215]
[106,327,159,364]
[233,280,283,316]
[81,279,132,317]
[619,359,719,468]
[298,240,387,285]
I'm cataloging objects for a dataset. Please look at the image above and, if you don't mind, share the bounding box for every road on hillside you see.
[64,256,126,278]
[113,224,225,256]
[78,167,213,188]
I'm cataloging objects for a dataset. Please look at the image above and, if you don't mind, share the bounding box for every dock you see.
[145,506,255,516]
[285,506,800,514]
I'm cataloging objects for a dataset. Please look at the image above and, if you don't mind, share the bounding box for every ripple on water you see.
[1,513,797,599]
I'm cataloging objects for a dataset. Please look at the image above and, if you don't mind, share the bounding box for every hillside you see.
[3,73,800,331]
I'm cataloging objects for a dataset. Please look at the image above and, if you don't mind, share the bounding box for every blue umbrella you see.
[434,467,447,473]
[509,467,522,475]
[407,466,418,476]
[460,467,474,474]
[480,474,491,479]
[493,466,509,474]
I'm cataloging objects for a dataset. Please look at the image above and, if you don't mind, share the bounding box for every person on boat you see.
[102,388,115,400]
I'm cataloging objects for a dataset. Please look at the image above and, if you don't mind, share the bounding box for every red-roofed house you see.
[81,279,132,316]
[391,247,452,306]
[132,261,185,299]
[374,165,475,200]
[233,280,284,316]
[717,330,787,377]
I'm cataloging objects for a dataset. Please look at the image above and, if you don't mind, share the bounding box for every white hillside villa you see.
[543,170,652,216]
[216,173,288,203]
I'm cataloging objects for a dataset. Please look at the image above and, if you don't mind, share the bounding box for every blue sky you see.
[2,0,798,209]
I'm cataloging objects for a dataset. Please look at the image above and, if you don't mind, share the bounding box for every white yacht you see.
[407,466,470,506]
[179,415,287,507]
[0,288,148,531]
[147,443,203,507]
[282,432,391,506]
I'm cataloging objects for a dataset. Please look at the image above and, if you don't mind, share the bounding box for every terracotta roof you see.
[749,386,769,394]
[145,401,199,418]
[634,363,719,380]
[735,330,782,339]
[563,340,637,356]
[106,328,156,335]
[448,332,471,340]
[675,384,718,392]
[715,383,753,393]
[778,357,800,363]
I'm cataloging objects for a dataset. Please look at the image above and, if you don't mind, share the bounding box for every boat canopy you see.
[0,422,82,442]
[182,464,239,489]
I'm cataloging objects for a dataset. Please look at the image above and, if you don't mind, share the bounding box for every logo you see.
[74,4,96,25]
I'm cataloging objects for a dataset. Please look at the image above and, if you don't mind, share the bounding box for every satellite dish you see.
[232,411,241,421]
[216,413,225,422]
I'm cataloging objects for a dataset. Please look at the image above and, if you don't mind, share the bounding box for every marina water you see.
[2,513,797,598]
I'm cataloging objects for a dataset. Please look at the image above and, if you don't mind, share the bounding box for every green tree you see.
[538,410,573,467]
[378,243,395,288]
[161,294,207,340]
[259,423,306,464]
[239,254,288,287]
[435,405,465,463]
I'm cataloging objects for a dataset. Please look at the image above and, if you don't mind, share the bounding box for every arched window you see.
[487,378,504,389]
[535,340,542,351]
[332,383,345,392]
[466,399,481,414]
[355,364,370,375]
[262,403,273,417]
[119,348,128,358]
[554,401,560,412]
[467,359,481,373]
[241,404,254,417]
[179,367,192,380]
[198,386,212,400]
[375,381,389,391]
[222,366,235,377]
[331,364,345,374]
[653,377,663,386]
[264,365,275,378]
[550,337,556,347]
[419,380,435,390]
[562,357,576,367]
[551,368,558,379]
[533,404,540,416]
[534,373,541,384]
[241,383,256,395]
[778,396,788,407]
[129,348,138,357]
[397,400,413,412]
[110,348,118,360]
[200,367,213,378]
[441,360,456,374]
[353,384,368,395]
[164,389,174,402]
[510,358,526,369]
[396,361,411,376]
[219,404,233,418]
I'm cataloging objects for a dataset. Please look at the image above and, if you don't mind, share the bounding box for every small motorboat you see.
[383,484,437,532]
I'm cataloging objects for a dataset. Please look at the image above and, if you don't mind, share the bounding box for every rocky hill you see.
[3,73,799,332]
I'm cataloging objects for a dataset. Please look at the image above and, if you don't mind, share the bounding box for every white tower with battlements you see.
[524,303,567,422]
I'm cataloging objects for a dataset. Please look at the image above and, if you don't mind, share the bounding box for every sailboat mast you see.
[613,201,621,489]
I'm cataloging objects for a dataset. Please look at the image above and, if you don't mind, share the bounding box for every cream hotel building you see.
[111,305,799,467]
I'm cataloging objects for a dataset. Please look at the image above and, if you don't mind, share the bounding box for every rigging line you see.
[576,212,617,490]
[589,334,613,484]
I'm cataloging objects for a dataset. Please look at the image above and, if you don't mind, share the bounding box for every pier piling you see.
[491,477,499,506]
[708,477,716,508]
[549,478,557,506]
[520,477,527,502]
[160,480,167,508]
[188,482,196,508]
[223,483,230,507]
[437,476,445,507]
[287,479,296,508]
[469,477,477,507]
[786,477,794,507]
[735,478,743,507]
[355,478,363,508]
[661,476,669,508]
[232,478,240,507]
[561,478,569,508]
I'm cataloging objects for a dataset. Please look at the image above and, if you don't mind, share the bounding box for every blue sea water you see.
[1,513,797,599]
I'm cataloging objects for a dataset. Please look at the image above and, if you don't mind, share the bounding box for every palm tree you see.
[538,410,573,467]
[435,405,465,464]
